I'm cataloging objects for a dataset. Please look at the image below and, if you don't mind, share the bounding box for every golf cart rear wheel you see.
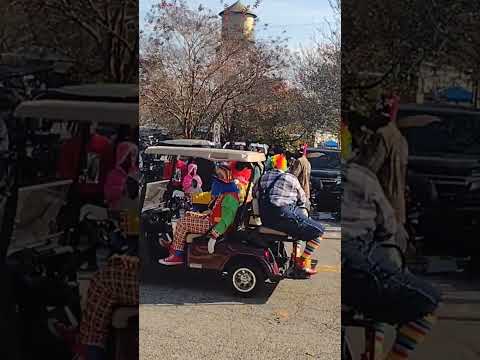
[229,262,265,297]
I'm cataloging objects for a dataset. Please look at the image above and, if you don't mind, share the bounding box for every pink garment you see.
[115,141,138,176]
[182,163,203,193]
[388,95,400,122]
[301,143,308,156]
[104,142,139,209]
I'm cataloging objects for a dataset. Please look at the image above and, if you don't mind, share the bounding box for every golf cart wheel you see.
[141,231,169,268]
[228,262,266,297]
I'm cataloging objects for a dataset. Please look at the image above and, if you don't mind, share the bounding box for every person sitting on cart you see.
[104,141,139,210]
[255,154,324,276]
[159,163,240,265]
[230,160,253,203]
[182,162,203,195]
[53,253,139,360]
[342,149,441,360]
[104,141,139,254]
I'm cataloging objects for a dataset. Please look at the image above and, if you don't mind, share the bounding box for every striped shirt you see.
[256,169,307,208]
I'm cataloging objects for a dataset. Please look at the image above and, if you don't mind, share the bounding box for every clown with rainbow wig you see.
[254,154,324,276]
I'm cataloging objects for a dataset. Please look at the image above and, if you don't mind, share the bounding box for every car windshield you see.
[308,151,341,170]
[399,110,480,155]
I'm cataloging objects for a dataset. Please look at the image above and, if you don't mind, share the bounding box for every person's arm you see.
[211,194,239,238]
[363,134,387,174]
[291,175,307,207]
[373,183,397,243]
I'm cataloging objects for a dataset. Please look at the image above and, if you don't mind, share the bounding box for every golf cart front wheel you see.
[229,262,265,297]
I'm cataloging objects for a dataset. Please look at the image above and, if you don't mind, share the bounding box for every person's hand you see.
[207,237,217,254]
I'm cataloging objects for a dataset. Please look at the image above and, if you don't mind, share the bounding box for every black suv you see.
[306,148,341,218]
[398,103,480,257]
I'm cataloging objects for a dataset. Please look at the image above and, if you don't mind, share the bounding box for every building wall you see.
[416,62,475,105]
[222,13,255,42]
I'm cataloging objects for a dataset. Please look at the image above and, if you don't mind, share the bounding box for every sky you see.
[139,0,336,50]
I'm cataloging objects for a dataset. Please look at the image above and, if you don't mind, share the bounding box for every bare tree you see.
[342,0,480,109]
[140,0,286,138]
[11,0,138,82]
[291,0,341,137]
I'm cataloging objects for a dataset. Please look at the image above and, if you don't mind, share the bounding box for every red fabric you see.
[171,213,211,251]
[57,133,114,199]
[209,192,239,224]
[104,168,127,210]
[230,161,252,185]
[104,142,139,209]
[163,159,187,186]
[388,95,400,122]
[79,256,139,348]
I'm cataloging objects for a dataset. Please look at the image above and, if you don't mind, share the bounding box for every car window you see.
[399,110,480,155]
[308,152,341,169]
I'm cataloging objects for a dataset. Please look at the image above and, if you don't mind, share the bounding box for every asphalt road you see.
[139,224,341,360]
[345,271,480,359]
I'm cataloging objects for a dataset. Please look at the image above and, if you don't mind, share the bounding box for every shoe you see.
[49,320,85,359]
[79,263,99,272]
[159,238,172,249]
[49,319,77,347]
[296,258,318,275]
[158,253,184,265]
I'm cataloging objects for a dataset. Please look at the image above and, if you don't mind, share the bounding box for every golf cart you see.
[141,146,317,297]
[4,94,139,360]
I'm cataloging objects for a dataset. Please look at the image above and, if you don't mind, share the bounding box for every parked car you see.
[306,148,341,219]
[397,103,480,260]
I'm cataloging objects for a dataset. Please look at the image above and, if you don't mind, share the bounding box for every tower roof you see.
[219,1,257,18]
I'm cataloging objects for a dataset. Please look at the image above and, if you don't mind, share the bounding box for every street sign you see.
[213,122,221,145]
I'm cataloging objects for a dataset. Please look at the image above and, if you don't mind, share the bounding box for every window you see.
[307,151,341,170]
[399,110,480,155]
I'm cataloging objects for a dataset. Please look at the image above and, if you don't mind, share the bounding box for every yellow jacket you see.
[191,191,212,205]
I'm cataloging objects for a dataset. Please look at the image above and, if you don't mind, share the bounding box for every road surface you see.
[139,224,341,360]
[345,270,480,359]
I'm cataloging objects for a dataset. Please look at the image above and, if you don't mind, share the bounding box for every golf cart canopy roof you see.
[145,146,266,162]
[158,139,215,147]
[52,84,138,98]
[14,100,138,125]
[40,84,138,102]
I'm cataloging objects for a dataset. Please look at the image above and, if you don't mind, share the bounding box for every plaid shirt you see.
[256,169,307,208]
[342,163,396,245]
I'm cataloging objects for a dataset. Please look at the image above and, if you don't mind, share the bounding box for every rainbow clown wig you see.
[270,154,288,172]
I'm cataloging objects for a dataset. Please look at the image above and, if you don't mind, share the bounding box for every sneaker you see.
[49,319,77,347]
[296,258,318,275]
[159,253,184,265]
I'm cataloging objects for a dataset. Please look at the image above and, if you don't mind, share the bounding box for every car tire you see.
[228,261,266,297]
